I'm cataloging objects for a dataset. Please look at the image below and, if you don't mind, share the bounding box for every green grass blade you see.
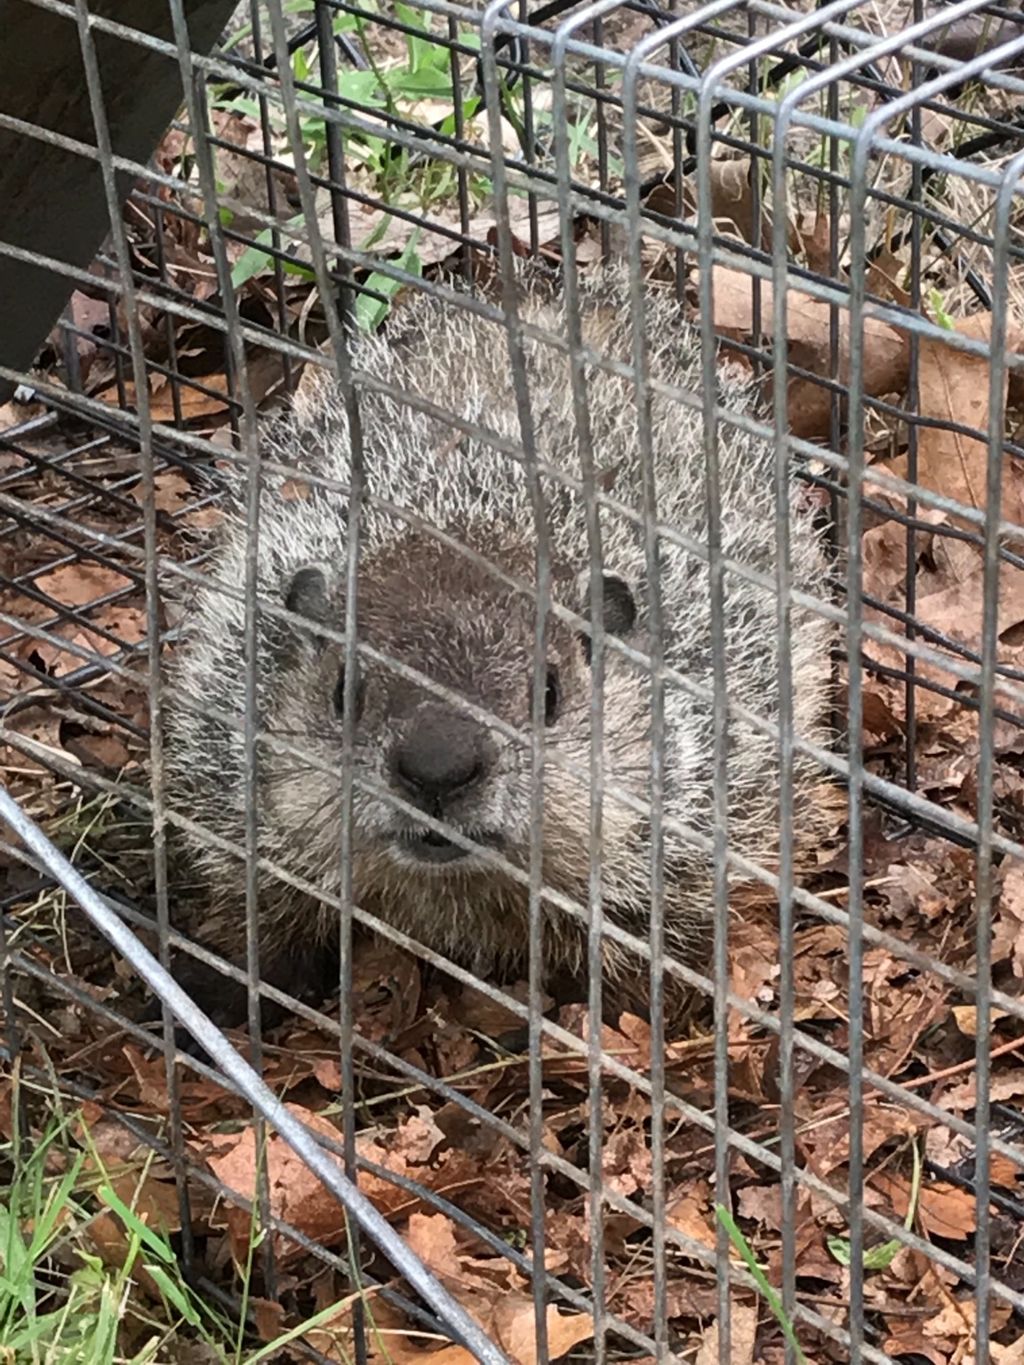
[715,1205,806,1365]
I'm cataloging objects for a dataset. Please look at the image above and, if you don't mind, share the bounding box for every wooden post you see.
[0,0,239,402]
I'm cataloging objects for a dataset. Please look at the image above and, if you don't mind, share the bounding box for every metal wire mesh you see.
[2,0,1024,1360]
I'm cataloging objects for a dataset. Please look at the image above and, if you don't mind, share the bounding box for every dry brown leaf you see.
[881,859,952,922]
[993,1334,1024,1364]
[916,313,1024,532]
[552,1005,651,1075]
[390,1109,446,1165]
[61,606,147,664]
[951,1003,1011,1036]
[311,1296,592,1365]
[694,1300,759,1365]
[130,470,195,516]
[50,290,111,381]
[210,112,295,227]
[250,1297,287,1344]
[946,1066,1024,1112]
[801,1105,922,1180]
[33,563,132,607]
[990,1153,1023,1189]
[453,979,540,1038]
[993,859,1024,979]
[728,930,779,1045]
[708,158,760,246]
[913,544,1024,655]
[873,1171,977,1240]
[200,1104,349,1263]
[602,1126,652,1201]
[62,729,134,772]
[793,207,832,278]
[304,1293,406,1362]
[882,1320,955,1365]
[350,939,423,1041]
[867,248,911,308]
[666,1182,717,1252]
[735,1183,783,1230]
[921,1293,993,1343]
[197,1102,488,1266]
[404,1211,462,1280]
[488,1297,594,1364]
[0,397,46,430]
[861,497,947,605]
[85,1211,164,1300]
[705,266,910,439]
[96,372,233,421]
[916,1183,979,1241]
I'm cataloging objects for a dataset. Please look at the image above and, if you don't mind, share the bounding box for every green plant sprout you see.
[828,1139,923,1270]
[715,1204,808,1364]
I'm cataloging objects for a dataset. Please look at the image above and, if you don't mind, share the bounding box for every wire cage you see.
[2,0,1024,1360]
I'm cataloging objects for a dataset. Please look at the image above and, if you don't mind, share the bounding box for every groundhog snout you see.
[389,705,494,808]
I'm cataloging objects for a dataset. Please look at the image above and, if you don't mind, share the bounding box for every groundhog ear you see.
[284,564,333,629]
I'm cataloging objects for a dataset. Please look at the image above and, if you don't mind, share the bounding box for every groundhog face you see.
[268,536,649,888]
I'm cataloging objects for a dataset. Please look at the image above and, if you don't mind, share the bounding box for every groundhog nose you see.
[392,708,486,799]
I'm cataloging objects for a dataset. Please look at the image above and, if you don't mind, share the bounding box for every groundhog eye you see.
[544,666,560,726]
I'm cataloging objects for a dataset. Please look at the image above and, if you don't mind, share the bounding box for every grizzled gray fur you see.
[163,264,836,1026]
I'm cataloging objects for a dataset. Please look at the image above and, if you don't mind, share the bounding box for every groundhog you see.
[161,262,838,1030]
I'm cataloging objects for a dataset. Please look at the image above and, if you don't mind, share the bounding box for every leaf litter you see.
[8,294,1024,1357]
[5,20,1024,1363]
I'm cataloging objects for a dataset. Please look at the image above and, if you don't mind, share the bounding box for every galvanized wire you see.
[0,785,510,1365]
[4,0,1024,1358]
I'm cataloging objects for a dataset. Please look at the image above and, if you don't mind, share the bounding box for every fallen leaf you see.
[802,1105,922,1178]
[200,1104,350,1263]
[916,313,1024,534]
[993,860,1024,979]
[793,207,833,277]
[992,1334,1024,1364]
[95,372,231,420]
[946,1066,1024,1112]
[404,1211,462,1280]
[882,1321,956,1365]
[707,158,760,246]
[490,1298,594,1363]
[390,1109,446,1166]
[735,1183,783,1230]
[695,1300,759,1365]
[951,1003,1011,1036]
[602,1127,652,1201]
[85,1211,164,1300]
[130,470,195,516]
[309,1294,592,1365]
[867,247,911,307]
[454,979,539,1038]
[33,563,133,607]
[912,543,1024,656]
[60,727,134,772]
[873,1170,977,1240]
[251,1297,287,1343]
[704,266,910,439]
[666,1182,717,1252]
